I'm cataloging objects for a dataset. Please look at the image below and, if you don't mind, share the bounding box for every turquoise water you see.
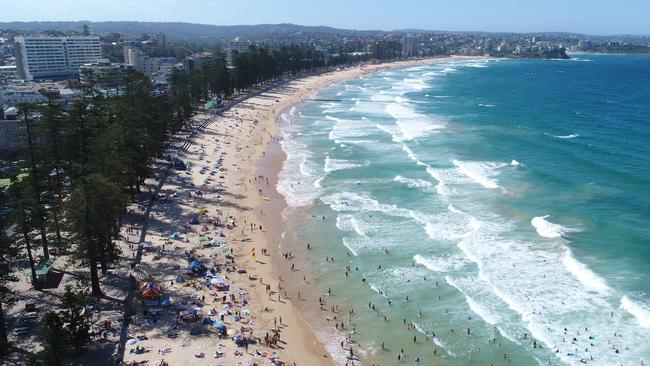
[276,55,650,366]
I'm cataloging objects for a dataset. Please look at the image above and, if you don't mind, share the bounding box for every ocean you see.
[275,55,650,366]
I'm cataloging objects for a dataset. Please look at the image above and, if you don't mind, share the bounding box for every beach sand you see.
[121,56,475,366]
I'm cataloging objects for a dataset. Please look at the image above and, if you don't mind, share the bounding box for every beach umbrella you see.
[142,288,158,298]
[126,338,138,345]
[198,236,209,242]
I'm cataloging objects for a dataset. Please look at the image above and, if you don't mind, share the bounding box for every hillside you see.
[0,21,384,42]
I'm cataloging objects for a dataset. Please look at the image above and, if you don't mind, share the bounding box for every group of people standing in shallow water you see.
[253,171,639,366]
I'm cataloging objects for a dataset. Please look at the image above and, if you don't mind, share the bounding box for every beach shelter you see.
[210,277,225,285]
[171,232,181,240]
[214,321,227,334]
[160,299,171,307]
[198,236,209,243]
[189,324,202,335]
[198,207,208,214]
[202,317,213,325]
[190,217,200,225]
[142,286,161,299]
[189,260,205,272]
[141,282,162,299]
[175,274,185,283]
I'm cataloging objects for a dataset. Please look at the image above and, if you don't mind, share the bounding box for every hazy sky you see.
[2,0,649,36]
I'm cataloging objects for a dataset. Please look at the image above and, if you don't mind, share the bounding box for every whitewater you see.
[275,56,650,365]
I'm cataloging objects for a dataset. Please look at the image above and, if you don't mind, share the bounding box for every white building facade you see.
[14,36,102,80]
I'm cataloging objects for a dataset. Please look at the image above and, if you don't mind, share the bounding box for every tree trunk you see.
[39,226,49,260]
[23,232,38,288]
[0,302,7,353]
[44,172,63,247]
[89,260,102,298]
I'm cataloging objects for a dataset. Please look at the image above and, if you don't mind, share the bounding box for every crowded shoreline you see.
[117,56,478,366]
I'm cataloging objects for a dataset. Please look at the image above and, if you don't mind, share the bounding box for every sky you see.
[1,0,649,36]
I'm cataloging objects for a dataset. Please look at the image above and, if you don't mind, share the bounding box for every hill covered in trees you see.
[0,21,383,42]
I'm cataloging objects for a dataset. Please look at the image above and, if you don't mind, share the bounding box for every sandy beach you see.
[119,56,476,366]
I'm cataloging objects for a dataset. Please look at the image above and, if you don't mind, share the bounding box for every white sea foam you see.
[549,133,580,139]
[323,156,369,173]
[327,115,378,144]
[341,238,360,256]
[299,155,313,177]
[321,192,410,218]
[478,103,496,107]
[336,214,370,238]
[452,160,506,189]
[401,144,419,163]
[452,215,650,365]
[394,175,432,189]
[313,176,325,188]
[289,66,650,365]
[557,133,580,139]
[280,113,291,123]
[276,130,323,207]
[414,254,467,273]
[394,95,410,104]
[386,103,445,141]
[531,215,575,238]
[621,295,650,328]
[446,276,500,325]
[561,249,610,293]
[510,159,521,167]
[425,166,451,196]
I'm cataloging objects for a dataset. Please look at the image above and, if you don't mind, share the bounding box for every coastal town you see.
[1,16,650,366]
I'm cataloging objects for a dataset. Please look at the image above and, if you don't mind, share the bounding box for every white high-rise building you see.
[14,36,102,80]
[226,37,251,65]
[401,35,418,58]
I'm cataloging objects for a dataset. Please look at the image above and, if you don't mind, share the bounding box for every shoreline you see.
[116,55,482,366]
[250,56,482,364]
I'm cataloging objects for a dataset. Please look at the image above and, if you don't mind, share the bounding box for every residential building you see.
[14,36,102,80]
[226,37,251,65]
[183,53,208,71]
[0,118,24,152]
[124,46,176,76]
[155,32,167,48]
[401,35,418,58]
[0,65,17,84]
[0,86,48,108]
[78,59,131,93]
